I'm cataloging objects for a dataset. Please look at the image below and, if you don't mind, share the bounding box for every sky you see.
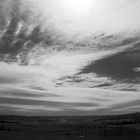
[0,0,140,116]
[24,0,140,38]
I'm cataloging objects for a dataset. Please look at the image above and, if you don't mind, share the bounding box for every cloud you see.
[81,43,140,83]
[0,0,140,115]
[0,85,140,115]
[56,73,114,88]
[0,43,140,115]
[2,0,138,40]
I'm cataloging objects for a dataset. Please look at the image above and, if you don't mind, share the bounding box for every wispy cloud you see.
[0,43,140,115]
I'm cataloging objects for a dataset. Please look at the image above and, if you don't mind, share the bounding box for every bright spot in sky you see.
[60,0,93,16]
[26,0,140,37]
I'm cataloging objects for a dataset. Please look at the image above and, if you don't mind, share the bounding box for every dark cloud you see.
[0,105,24,116]
[0,0,54,64]
[0,97,98,107]
[0,89,44,98]
[0,76,19,84]
[0,85,61,98]
[81,42,140,83]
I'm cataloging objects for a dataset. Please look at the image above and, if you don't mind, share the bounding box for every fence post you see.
[103,125,105,136]
[84,124,87,137]
[99,125,101,136]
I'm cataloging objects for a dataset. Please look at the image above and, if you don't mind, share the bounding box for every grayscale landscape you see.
[1,113,140,140]
[0,0,140,139]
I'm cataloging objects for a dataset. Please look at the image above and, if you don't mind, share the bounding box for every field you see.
[0,113,140,140]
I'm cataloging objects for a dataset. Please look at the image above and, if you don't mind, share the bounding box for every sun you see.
[60,0,93,16]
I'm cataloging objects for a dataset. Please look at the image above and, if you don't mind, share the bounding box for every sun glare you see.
[60,0,93,16]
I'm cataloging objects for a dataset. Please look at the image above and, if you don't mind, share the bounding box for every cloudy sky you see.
[0,0,140,116]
